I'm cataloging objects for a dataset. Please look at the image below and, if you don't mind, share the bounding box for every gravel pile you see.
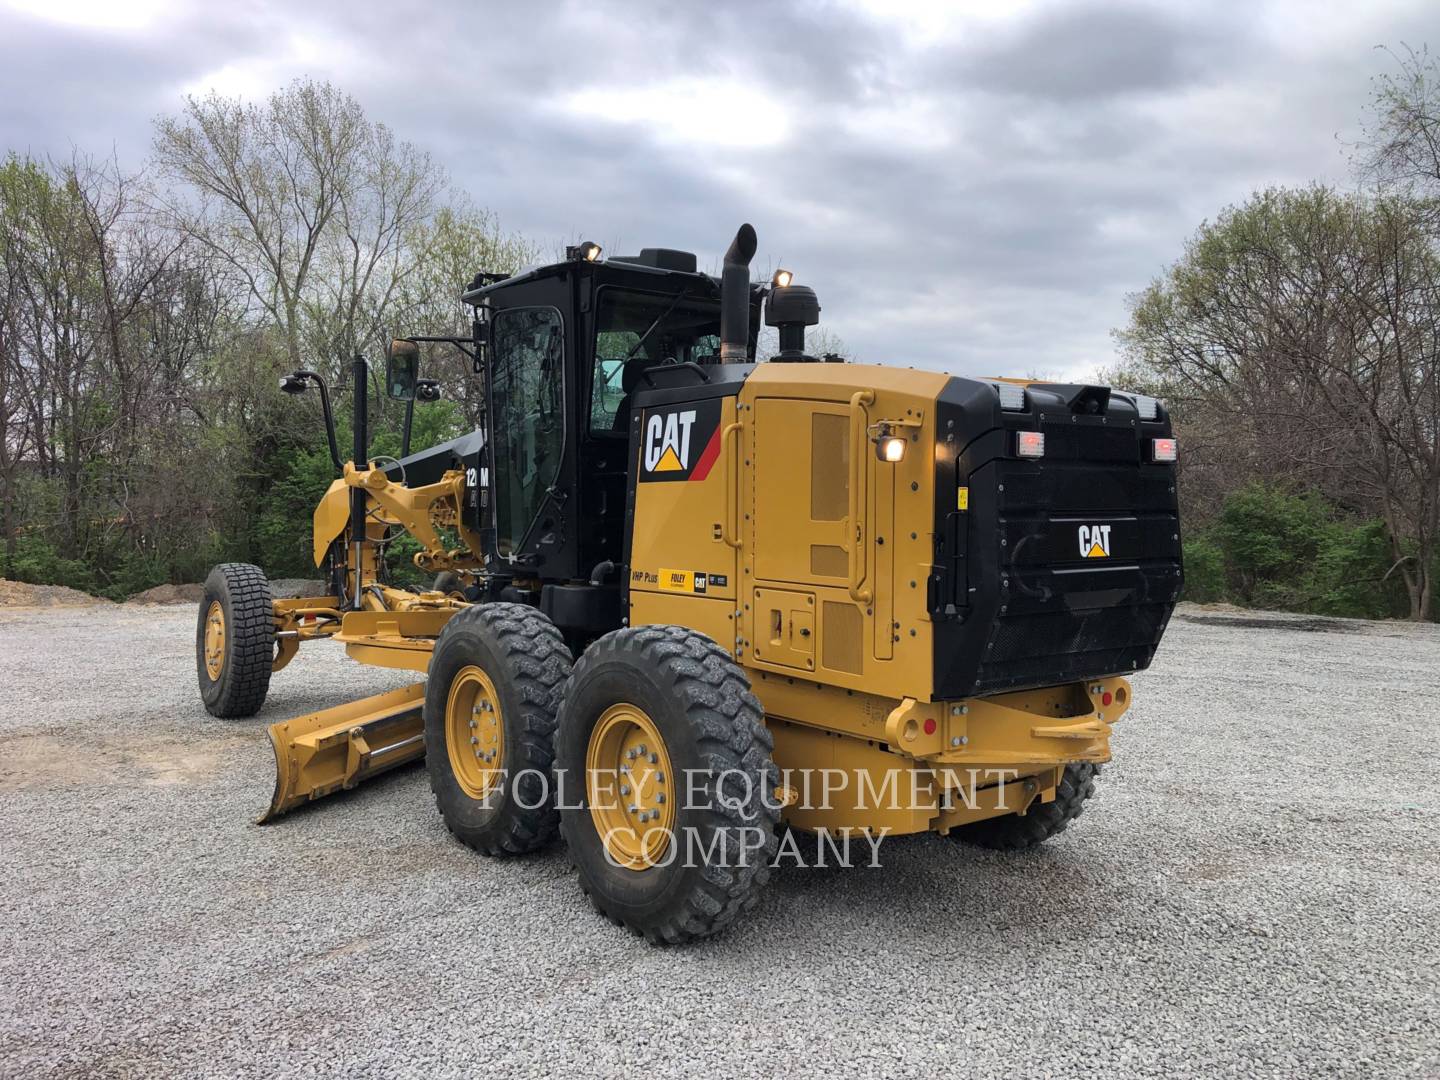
[0,603,1436,1078]
[126,579,327,605]
[126,583,205,605]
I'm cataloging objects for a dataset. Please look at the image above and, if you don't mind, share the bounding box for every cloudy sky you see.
[2,0,1438,380]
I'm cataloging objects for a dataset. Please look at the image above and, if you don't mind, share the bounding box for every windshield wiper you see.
[621,290,693,364]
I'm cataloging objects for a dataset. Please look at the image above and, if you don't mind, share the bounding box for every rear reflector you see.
[1152,437,1177,463]
[1016,430,1045,459]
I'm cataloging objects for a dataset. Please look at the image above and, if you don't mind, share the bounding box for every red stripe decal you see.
[689,425,723,482]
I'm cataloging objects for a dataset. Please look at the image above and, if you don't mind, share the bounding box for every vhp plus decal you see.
[638,399,723,483]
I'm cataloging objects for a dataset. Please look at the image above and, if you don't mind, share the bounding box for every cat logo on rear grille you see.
[1078,524,1112,558]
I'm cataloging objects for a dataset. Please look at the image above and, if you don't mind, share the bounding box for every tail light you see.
[1151,437,1177,463]
[1016,431,1045,459]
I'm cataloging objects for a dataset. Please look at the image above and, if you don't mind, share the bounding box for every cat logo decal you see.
[1078,524,1112,559]
[639,400,723,483]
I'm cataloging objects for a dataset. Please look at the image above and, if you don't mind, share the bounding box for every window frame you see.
[586,284,724,438]
[487,303,568,558]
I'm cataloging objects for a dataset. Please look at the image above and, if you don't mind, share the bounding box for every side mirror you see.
[416,378,442,403]
[386,339,420,400]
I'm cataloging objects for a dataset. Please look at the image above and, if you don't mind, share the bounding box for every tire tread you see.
[953,763,1099,851]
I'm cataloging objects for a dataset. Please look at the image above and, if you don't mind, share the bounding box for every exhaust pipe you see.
[719,223,757,363]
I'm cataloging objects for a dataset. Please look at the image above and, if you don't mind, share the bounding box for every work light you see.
[874,424,907,462]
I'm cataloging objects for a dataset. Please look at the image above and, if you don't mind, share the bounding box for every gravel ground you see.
[1,603,1437,1079]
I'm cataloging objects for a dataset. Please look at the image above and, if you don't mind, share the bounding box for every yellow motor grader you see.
[196,225,1181,943]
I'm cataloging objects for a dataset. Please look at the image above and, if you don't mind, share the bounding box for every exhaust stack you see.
[719,223,757,363]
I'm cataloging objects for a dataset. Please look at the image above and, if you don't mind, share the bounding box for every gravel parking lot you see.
[1,602,1437,1078]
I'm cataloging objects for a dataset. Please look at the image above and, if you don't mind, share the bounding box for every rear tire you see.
[196,563,275,718]
[555,626,779,944]
[424,604,572,856]
[951,763,1099,851]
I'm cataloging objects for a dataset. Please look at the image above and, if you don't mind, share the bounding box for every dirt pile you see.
[0,579,107,607]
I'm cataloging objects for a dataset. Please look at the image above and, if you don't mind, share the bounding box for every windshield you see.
[590,289,721,433]
[489,306,564,554]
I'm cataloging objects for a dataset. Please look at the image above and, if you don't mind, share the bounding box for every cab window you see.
[490,307,564,554]
[589,289,721,434]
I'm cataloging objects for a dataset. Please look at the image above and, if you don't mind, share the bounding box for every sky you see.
[2,0,1438,381]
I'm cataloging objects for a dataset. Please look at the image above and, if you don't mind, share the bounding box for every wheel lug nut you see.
[470,736,478,745]
[620,785,630,796]
[656,793,665,804]
[628,804,638,814]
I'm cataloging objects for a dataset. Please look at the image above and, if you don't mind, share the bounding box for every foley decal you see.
[658,568,708,593]
[638,399,723,483]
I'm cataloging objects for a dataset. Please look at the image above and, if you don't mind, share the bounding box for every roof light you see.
[1016,430,1045,459]
[1117,390,1159,420]
[567,241,602,262]
[772,268,793,288]
[993,382,1027,411]
[1151,437,1177,463]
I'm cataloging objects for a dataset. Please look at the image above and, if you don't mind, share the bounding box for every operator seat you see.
[610,357,662,433]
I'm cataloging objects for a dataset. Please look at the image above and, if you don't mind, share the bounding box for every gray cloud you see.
[951,3,1240,101]
[3,0,1439,380]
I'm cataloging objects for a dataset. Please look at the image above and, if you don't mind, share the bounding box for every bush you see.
[1180,535,1226,602]
[1186,484,1410,619]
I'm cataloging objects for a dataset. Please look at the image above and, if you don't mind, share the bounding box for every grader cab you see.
[196,224,1182,943]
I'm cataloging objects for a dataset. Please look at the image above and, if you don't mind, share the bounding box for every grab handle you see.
[847,390,875,604]
[721,422,744,548]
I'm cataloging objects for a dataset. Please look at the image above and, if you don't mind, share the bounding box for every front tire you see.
[555,626,779,944]
[951,763,1099,850]
[423,604,572,855]
[196,563,275,718]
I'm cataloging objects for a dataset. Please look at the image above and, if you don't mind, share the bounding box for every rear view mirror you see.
[387,339,420,400]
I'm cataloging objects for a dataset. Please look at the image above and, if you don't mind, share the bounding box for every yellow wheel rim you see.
[585,703,676,870]
[203,601,226,680]
[446,665,505,799]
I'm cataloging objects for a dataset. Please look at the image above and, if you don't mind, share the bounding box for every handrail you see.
[847,390,875,604]
[721,422,744,548]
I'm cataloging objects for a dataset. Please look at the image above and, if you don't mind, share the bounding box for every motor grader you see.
[196,224,1181,943]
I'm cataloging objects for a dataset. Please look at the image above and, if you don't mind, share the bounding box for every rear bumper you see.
[769,676,1130,836]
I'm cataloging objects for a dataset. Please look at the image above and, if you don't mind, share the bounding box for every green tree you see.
[1119,187,1440,619]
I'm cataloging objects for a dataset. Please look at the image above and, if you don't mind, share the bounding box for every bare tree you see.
[152,79,443,378]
